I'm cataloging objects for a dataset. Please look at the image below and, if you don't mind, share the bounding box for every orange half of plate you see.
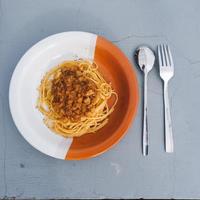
[66,36,139,160]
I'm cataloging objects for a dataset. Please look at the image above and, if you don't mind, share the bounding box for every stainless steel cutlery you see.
[158,44,174,153]
[135,46,155,156]
[135,44,174,155]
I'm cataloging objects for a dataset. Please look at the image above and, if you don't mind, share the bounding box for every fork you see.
[158,44,174,153]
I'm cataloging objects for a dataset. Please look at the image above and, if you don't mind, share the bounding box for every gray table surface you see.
[0,0,200,199]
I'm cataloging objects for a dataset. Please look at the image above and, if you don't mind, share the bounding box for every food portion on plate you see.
[37,60,118,138]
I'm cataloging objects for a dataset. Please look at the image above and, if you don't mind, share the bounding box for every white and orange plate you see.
[9,31,139,160]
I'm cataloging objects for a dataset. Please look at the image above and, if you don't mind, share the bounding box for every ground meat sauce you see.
[51,65,98,122]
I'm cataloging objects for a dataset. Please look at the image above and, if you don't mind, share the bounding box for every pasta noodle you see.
[37,60,118,137]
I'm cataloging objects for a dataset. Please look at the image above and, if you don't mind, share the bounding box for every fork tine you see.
[166,45,174,67]
[164,44,170,66]
[161,44,166,66]
[158,45,162,66]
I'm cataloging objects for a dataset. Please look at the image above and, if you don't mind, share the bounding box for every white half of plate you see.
[9,31,97,159]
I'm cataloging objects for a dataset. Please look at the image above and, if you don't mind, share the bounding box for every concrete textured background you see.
[0,0,200,199]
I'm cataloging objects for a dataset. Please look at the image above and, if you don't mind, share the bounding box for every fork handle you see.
[143,72,148,156]
[164,81,173,153]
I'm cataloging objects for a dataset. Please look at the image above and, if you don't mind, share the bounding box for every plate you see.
[9,31,139,160]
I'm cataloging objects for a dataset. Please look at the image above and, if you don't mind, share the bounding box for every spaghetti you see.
[37,60,118,137]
